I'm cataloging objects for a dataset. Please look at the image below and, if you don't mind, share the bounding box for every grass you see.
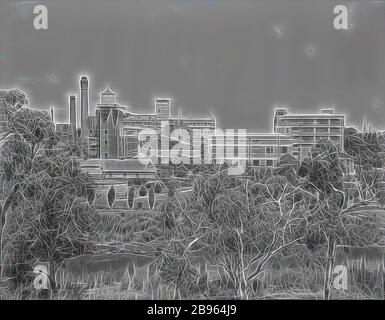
[2,203,384,300]
[2,261,382,300]
[2,200,384,300]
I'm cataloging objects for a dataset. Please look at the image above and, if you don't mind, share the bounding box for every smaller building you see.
[79,158,164,212]
[102,159,157,183]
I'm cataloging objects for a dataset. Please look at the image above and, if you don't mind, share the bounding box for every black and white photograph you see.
[1,0,385,304]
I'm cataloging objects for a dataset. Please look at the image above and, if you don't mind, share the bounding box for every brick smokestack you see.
[69,94,77,141]
[80,76,89,139]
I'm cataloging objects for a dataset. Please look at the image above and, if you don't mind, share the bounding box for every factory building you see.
[56,76,349,167]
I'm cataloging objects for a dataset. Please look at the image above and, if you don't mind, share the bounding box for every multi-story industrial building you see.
[273,107,345,160]
[64,76,216,161]
[57,76,349,166]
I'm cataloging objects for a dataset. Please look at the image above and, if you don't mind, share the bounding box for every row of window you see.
[250,146,288,154]
[298,136,341,142]
[290,128,342,133]
[251,159,274,166]
[124,120,214,127]
[125,121,155,126]
[184,123,214,127]
[277,119,343,125]
[249,139,292,144]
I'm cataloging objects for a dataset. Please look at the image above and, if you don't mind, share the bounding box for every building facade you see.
[71,78,217,161]
[273,107,345,160]
[79,158,157,183]
[59,77,350,167]
[210,132,294,167]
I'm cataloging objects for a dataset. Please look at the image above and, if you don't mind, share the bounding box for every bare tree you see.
[0,96,100,290]
[161,169,315,299]
[344,128,385,204]
[299,138,385,299]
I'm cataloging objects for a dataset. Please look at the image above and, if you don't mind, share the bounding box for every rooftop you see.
[80,159,156,172]
[101,87,115,95]
[274,109,344,118]
[102,159,155,172]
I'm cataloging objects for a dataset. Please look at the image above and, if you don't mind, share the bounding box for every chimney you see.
[80,76,89,139]
[69,95,77,141]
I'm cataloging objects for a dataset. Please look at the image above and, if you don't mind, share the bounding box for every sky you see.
[0,0,385,131]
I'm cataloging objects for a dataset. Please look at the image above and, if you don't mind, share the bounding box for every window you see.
[266,160,273,166]
[251,146,264,156]
[105,130,108,134]
[139,186,147,197]
[281,146,288,153]
[330,128,341,134]
[253,160,260,166]
[330,119,341,125]
[300,119,314,124]
[105,140,107,145]
[266,146,273,154]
